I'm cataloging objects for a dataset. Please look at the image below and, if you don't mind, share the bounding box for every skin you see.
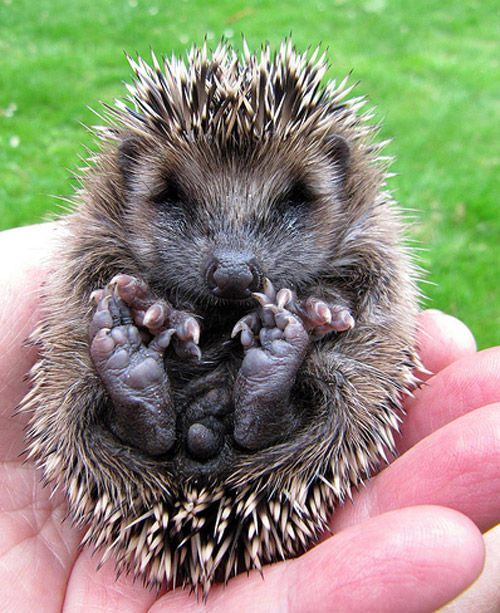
[1,223,499,612]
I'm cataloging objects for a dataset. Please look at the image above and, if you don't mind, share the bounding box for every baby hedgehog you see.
[22,39,420,596]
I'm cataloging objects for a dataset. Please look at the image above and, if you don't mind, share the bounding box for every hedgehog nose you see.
[206,251,261,299]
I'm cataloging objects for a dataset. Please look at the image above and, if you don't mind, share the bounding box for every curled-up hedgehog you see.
[21,39,420,596]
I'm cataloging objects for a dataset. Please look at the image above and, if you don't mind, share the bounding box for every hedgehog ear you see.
[118,135,142,184]
[327,134,351,184]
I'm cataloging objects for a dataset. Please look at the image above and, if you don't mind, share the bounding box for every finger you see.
[440,522,500,611]
[331,404,500,535]
[0,223,58,460]
[415,309,476,381]
[400,347,500,452]
[149,506,484,613]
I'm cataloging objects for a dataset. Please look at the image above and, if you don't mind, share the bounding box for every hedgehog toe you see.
[187,422,223,461]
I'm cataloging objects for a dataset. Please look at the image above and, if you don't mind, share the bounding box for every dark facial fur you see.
[22,40,420,596]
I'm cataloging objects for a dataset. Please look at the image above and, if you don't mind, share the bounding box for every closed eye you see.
[151,178,184,207]
[274,180,314,216]
[150,177,201,230]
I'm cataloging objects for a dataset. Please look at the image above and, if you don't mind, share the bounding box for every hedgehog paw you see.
[236,279,355,341]
[295,296,355,340]
[231,281,310,451]
[90,284,176,456]
[105,274,201,359]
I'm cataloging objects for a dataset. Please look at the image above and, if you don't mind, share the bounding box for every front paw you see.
[233,278,355,344]
[247,279,355,341]
[100,274,201,359]
[296,296,355,340]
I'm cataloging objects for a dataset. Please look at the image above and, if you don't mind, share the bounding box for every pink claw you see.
[261,277,276,302]
[91,328,114,354]
[276,288,293,309]
[109,273,135,292]
[143,303,166,329]
[231,321,255,347]
[331,308,355,331]
[315,301,332,324]
[231,320,247,339]
[89,289,105,303]
[95,295,112,312]
[109,274,151,309]
[252,292,274,309]
[176,317,201,344]
[232,312,261,347]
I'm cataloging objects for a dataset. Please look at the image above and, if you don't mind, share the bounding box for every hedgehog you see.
[21,39,420,597]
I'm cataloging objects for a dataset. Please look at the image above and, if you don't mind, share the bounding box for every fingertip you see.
[441,522,500,611]
[416,309,477,380]
[289,506,485,613]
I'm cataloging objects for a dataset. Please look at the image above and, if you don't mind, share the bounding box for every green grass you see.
[1,0,499,348]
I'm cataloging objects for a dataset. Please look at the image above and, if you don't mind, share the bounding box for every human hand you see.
[1,223,499,612]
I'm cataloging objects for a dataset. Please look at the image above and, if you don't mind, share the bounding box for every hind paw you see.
[89,278,181,455]
[231,280,310,451]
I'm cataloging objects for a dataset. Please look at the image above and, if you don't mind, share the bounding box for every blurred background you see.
[0,0,498,348]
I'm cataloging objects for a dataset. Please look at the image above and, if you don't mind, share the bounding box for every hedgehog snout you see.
[206,250,262,300]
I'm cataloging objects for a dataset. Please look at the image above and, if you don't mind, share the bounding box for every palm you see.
[1,225,499,612]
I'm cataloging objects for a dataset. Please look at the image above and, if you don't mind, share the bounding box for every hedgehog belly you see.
[85,271,321,480]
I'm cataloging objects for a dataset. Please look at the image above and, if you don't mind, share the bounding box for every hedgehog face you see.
[117,131,352,312]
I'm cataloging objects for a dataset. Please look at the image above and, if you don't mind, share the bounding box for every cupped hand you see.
[1,224,499,612]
